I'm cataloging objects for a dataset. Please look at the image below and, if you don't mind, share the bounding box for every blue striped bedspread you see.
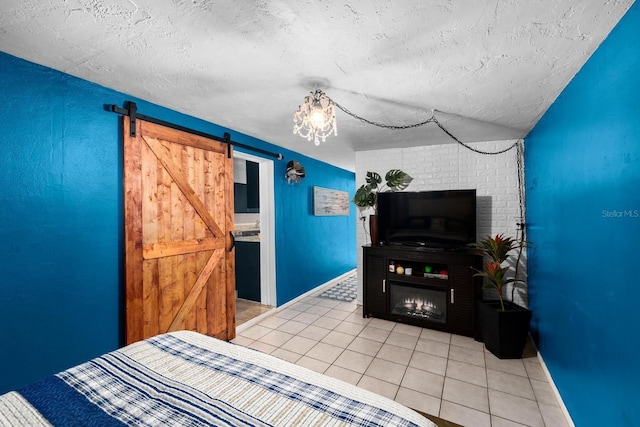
[0,331,435,426]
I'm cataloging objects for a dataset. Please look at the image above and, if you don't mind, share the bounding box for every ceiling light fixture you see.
[292,88,521,157]
[293,90,337,145]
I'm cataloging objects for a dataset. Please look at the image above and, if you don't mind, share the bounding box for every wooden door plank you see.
[168,249,223,332]
[141,138,160,339]
[123,117,145,344]
[182,144,197,332]
[142,258,159,338]
[193,148,209,333]
[141,139,158,245]
[224,147,236,339]
[169,143,187,328]
[157,258,172,333]
[203,149,227,338]
[143,237,224,259]
[157,147,178,334]
[140,122,227,154]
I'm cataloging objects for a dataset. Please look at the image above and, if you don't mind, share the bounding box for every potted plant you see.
[352,169,413,245]
[469,233,531,359]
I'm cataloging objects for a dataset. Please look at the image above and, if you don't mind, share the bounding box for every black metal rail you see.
[108,101,284,160]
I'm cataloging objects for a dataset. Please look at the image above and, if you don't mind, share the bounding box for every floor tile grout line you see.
[483,346,493,424]
[389,324,418,403]
[438,338,453,418]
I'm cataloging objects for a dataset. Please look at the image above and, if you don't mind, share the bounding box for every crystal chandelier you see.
[293,90,337,145]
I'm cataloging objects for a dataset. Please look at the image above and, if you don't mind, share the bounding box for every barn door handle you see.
[229,231,235,252]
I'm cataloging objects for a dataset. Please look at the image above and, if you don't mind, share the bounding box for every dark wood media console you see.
[363,245,483,337]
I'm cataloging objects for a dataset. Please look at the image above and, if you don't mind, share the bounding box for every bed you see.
[0,330,436,426]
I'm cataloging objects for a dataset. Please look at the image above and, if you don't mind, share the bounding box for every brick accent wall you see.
[354,140,528,307]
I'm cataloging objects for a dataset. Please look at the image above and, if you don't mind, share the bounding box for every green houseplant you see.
[470,233,522,311]
[352,170,413,213]
[469,233,532,359]
[352,169,413,245]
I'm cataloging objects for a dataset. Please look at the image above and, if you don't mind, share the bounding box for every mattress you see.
[0,331,436,426]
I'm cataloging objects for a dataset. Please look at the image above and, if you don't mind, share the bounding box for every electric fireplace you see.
[363,245,483,337]
[389,282,447,324]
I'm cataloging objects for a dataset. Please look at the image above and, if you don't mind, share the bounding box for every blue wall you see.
[525,3,640,425]
[0,51,356,394]
[274,161,356,304]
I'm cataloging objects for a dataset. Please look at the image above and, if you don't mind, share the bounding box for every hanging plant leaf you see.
[365,171,382,189]
[352,169,412,212]
[385,169,413,190]
[352,184,376,207]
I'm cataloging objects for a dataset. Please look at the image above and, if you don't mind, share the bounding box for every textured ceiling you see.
[0,0,634,171]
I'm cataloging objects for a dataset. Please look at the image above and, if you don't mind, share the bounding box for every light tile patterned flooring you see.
[233,291,570,427]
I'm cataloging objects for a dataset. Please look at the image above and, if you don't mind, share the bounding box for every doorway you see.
[233,151,276,325]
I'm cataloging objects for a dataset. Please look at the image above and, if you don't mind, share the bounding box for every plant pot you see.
[476,300,532,359]
[369,214,379,246]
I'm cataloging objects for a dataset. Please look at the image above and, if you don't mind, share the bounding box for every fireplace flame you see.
[403,296,438,309]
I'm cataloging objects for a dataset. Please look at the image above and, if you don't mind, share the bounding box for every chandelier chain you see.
[328,95,519,156]
[431,117,519,155]
[331,99,435,130]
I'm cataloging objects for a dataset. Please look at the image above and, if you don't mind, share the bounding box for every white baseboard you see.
[536,345,575,427]
[235,308,277,334]
[236,269,357,334]
[276,269,357,310]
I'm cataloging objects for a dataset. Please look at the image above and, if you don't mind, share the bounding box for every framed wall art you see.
[313,186,350,216]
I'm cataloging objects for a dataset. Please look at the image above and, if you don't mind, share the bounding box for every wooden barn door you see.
[123,118,235,344]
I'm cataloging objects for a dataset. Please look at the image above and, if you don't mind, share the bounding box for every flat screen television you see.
[377,189,476,249]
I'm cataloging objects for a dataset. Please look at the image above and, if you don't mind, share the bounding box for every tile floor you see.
[232,291,570,427]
